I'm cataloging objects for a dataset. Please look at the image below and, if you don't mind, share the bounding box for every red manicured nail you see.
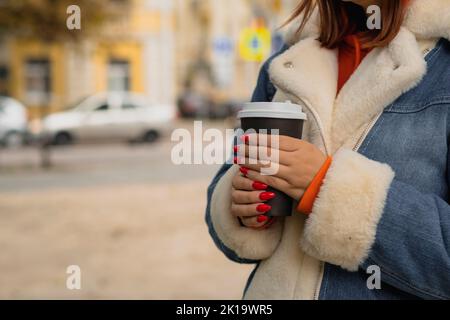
[257,215,269,223]
[257,204,272,213]
[240,167,249,175]
[253,181,268,190]
[233,157,238,164]
[259,192,275,201]
[240,135,249,143]
[233,145,239,153]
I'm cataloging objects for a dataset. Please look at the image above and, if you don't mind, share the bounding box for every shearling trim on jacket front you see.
[210,166,284,261]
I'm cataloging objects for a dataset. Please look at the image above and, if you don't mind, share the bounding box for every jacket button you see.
[284,62,293,69]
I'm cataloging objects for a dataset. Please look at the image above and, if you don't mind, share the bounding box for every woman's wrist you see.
[297,156,333,215]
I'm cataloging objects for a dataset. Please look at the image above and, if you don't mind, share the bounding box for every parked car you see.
[30,93,176,146]
[177,90,243,119]
[177,91,213,119]
[0,96,28,148]
[216,99,245,120]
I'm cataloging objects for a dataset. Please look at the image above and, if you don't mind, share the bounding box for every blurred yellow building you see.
[0,0,297,119]
[0,0,176,119]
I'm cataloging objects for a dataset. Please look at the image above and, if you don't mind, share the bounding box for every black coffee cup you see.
[237,101,307,217]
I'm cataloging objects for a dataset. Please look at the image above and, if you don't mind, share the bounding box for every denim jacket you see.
[206,0,450,300]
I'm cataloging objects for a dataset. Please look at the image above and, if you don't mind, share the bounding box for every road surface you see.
[0,121,253,299]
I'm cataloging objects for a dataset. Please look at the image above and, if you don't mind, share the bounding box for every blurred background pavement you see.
[0,120,257,299]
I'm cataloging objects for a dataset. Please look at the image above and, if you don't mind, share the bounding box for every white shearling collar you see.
[404,0,450,40]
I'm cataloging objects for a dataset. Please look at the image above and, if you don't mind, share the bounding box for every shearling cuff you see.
[210,166,283,261]
[300,148,395,271]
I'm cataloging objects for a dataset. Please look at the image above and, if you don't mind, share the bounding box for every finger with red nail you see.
[231,170,275,229]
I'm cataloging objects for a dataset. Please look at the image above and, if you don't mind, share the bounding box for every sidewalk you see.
[0,178,252,299]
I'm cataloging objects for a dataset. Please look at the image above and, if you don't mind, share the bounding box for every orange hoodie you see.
[337,34,372,93]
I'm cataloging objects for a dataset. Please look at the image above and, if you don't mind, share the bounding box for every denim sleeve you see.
[362,169,450,299]
[250,58,277,102]
[205,47,288,264]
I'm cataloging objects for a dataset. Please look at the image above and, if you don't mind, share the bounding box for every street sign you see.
[238,26,271,62]
[213,37,234,55]
[212,37,234,88]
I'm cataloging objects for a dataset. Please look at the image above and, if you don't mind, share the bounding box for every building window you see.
[0,66,8,96]
[107,59,130,92]
[25,59,51,104]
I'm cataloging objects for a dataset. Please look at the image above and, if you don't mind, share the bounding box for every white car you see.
[0,96,28,148]
[32,93,176,145]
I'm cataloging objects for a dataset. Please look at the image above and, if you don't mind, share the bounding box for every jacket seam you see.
[434,195,450,264]
[385,98,450,114]
[359,115,386,155]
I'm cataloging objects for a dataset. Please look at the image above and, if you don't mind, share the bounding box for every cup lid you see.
[237,101,307,120]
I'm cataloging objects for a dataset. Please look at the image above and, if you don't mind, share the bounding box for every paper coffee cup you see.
[237,101,307,217]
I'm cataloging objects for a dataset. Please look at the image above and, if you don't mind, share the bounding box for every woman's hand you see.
[231,170,276,228]
[237,134,327,201]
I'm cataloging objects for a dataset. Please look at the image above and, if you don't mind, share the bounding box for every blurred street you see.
[0,0,297,300]
[0,135,220,193]
[0,120,253,299]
